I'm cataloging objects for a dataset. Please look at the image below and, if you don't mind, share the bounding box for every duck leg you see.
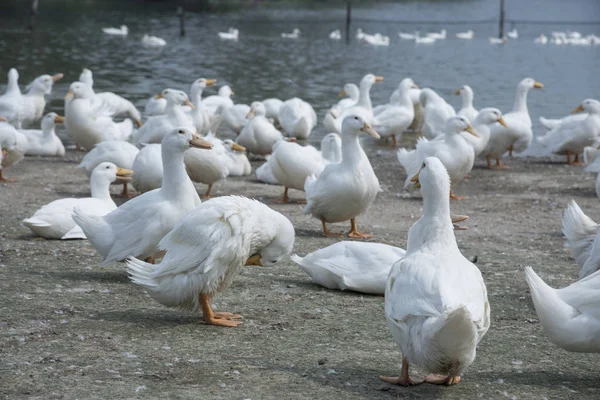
[566,151,573,164]
[144,256,156,264]
[0,169,15,182]
[199,294,242,327]
[348,218,374,238]
[321,218,343,237]
[424,374,462,386]
[273,187,290,203]
[392,135,398,147]
[572,153,584,165]
[380,358,424,387]
[495,157,510,169]
[202,184,213,199]
[449,187,466,201]
[508,145,514,158]
[486,154,493,169]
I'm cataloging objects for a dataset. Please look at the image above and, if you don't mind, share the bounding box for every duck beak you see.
[245,254,262,266]
[232,143,246,152]
[1,148,7,157]
[375,76,384,83]
[206,79,217,86]
[360,122,380,139]
[64,90,74,101]
[572,104,585,114]
[246,109,255,119]
[338,89,347,98]
[454,89,461,95]
[116,167,134,180]
[465,125,479,137]
[184,99,195,109]
[52,73,64,83]
[412,84,419,89]
[154,93,164,99]
[230,91,235,96]
[136,120,143,127]
[0,116,7,122]
[451,214,469,230]
[497,117,508,128]
[410,169,421,189]
[54,115,65,124]
[189,134,213,149]
[533,81,544,89]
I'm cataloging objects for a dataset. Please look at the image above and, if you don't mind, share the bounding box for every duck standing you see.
[382,156,490,386]
[304,115,380,238]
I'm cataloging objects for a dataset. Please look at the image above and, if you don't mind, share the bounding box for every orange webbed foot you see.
[380,375,424,386]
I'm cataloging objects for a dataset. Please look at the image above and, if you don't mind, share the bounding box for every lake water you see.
[0,0,598,154]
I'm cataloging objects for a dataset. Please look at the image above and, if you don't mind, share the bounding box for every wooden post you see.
[498,0,504,38]
[28,0,39,31]
[345,2,351,44]
[177,6,185,37]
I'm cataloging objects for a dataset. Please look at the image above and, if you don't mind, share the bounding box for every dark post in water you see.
[28,0,39,31]
[177,6,185,37]
[345,2,351,44]
[498,0,505,38]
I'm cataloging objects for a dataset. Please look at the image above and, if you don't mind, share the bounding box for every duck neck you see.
[192,88,204,107]
[512,85,530,113]
[341,133,363,166]
[6,74,19,95]
[462,92,473,109]
[161,145,189,196]
[168,101,188,121]
[90,177,113,201]
[42,125,55,138]
[356,82,373,111]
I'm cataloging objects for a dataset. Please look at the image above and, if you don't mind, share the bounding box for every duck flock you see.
[1,39,600,387]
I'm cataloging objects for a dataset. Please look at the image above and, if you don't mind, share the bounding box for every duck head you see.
[247,101,266,119]
[341,115,380,138]
[162,126,212,152]
[92,162,133,184]
[474,108,508,128]
[446,115,478,137]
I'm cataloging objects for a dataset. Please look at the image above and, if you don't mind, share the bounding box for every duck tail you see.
[430,306,478,368]
[126,256,159,289]
[22,217,50,228]
[72,206,113,263]
[523,267,576,348]
[562,200,598,268]
[396,148,419,188]
[539,116,559,131]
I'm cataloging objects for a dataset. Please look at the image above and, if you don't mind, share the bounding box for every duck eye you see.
[106,166,110,169]
[178,130,184,134]
[422,162,426,168]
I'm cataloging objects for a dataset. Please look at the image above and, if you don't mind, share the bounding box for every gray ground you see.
[1,142,599,400]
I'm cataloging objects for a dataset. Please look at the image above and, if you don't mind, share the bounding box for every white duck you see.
[484,78,543,168]
[64,82,132,150]
[584,146,600,198]
[507,29,518,39]
[187,78,216,134]
[78,140,140,197]
[144,93,167,117]
[268,140,327,203]
[456,30,474,39]
[20,112,66,157]
[127,196,295,327]
[237,101,283,156]
[131,143,163,194]
[218,28,239,40]
[454,85,478,122]
[102,25,128,35]
[0,69,22,127]
[130,89,195,146]
[537,99,600,164]
[292,241,406,295]
[304,115,380,238]
[184,130,247,198]
[427,29,447,40]
[0,118,28,182]
[383,156,490,387]
[22,162,131,239]
[142,34,166,47]
[202,85,234,117]
[397,116,478,199]
[0,73,63,128]
[256,156,280,185]
[562,200,600,279]
[420,88,456,138]
[222,139,251,176]
[524,267,600,353]
[329,29,342,40]
[219,103,251,137]
[278,97,317,139]
[72,127,212,264]
[78,68,142,126]
[463,108,508,160]
[332,74,384,133]
[3,68,20,96]
[281,28,301,39]
[372,78,417,147]
[407,87,424,132]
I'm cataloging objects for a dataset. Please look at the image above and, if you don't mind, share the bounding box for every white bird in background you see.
[102,25,128,36]
[281,29,301,39]
[218,28,239,40]
[534,34,548,44]
[142,35,166,47]
[398,31,418,40]
[489,37,507,44]
[507,29,518,39]
[329,29,342,40]
[415,34,436,44]
[426,29,446,40]
[456,30,474,40]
